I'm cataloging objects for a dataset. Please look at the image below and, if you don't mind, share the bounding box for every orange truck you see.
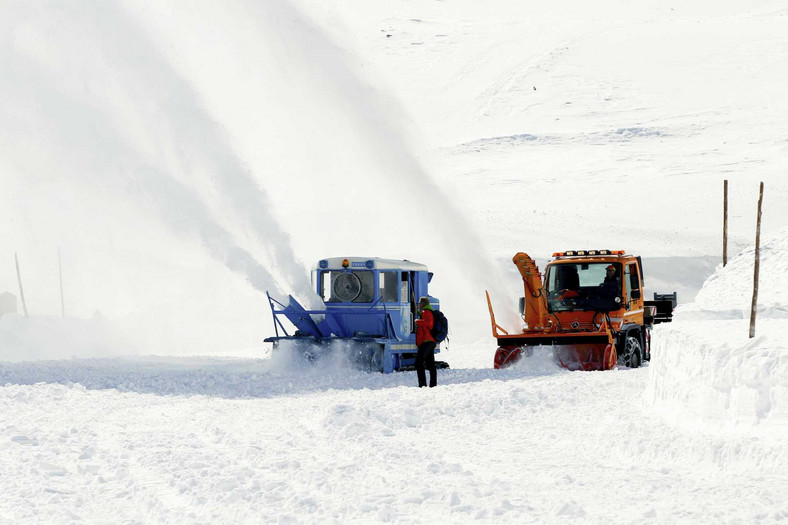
[487,250,674,370]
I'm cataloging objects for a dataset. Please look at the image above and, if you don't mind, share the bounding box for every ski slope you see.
[2,0,788,523]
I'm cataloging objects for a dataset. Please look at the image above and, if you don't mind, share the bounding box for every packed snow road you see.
[1,355,785,523]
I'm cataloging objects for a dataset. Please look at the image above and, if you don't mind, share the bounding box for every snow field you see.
[320,0,788,259]
[2,360,786,523]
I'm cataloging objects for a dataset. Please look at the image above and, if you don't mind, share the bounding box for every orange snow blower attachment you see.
[487,252,619,371]
[513,252,549,331]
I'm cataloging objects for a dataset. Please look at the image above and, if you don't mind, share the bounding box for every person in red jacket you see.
[415,296,437,387]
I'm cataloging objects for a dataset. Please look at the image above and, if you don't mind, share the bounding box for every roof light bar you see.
[552,249,623,257]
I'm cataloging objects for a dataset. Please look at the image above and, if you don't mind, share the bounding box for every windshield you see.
[544,262,622,312]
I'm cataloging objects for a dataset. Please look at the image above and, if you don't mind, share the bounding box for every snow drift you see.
[646,227,788,437]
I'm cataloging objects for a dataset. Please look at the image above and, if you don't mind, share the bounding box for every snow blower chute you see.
[265,257,449,373]
[487,251,675,370]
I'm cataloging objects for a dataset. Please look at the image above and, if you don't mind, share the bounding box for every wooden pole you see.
[723,179,728,267]
[58,247,65,318]
[749,182,764,338]
[14,252,29,318]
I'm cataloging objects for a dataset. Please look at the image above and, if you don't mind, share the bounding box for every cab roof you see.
[549,251,637,265]
[316,257,429,272]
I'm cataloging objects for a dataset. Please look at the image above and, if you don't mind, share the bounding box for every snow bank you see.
[677,227,788,320]
[645,227,788,437]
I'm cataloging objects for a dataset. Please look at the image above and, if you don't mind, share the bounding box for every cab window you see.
[379,271,399,303]
[626,263,640,299]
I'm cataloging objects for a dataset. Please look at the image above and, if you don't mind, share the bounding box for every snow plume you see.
[253,0,523,331]
[278,0,520,331]
[0,2,321,347]
[122,0,522,337]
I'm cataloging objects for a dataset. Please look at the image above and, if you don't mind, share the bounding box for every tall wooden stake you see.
[723,179,728,267]
[15,252,29,318]
[749,182,764,339]
[58,247,65,318]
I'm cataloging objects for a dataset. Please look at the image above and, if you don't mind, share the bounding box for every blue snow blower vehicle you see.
[264,257,449,373]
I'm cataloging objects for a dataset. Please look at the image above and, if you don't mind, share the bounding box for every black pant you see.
[416,341,437,387]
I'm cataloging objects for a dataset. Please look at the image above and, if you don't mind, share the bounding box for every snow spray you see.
[206,0,522,332]
[268,339,382,375]
[0,2,319,310]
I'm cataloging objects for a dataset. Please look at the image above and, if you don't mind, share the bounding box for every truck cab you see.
[313,257,437,340]
[543,251,646,331]
[540,250,674,367]
[265,257,447,373]
[490,250,674,370]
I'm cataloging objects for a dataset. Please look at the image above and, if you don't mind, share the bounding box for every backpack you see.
[430,309,448,343]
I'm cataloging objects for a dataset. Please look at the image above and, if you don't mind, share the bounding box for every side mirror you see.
[631,290,641,300]
[518,297,525,315]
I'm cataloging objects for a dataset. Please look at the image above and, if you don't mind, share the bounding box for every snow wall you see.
[645,226,788,437]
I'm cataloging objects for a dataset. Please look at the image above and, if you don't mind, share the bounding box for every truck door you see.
[403,272,415,333]
[624,262,641,308]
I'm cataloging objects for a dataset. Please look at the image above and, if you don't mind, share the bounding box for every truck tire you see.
[622,334,642,368]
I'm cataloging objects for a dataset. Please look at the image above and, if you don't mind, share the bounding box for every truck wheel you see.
[622,335,642,368]
[494,347,521,369]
